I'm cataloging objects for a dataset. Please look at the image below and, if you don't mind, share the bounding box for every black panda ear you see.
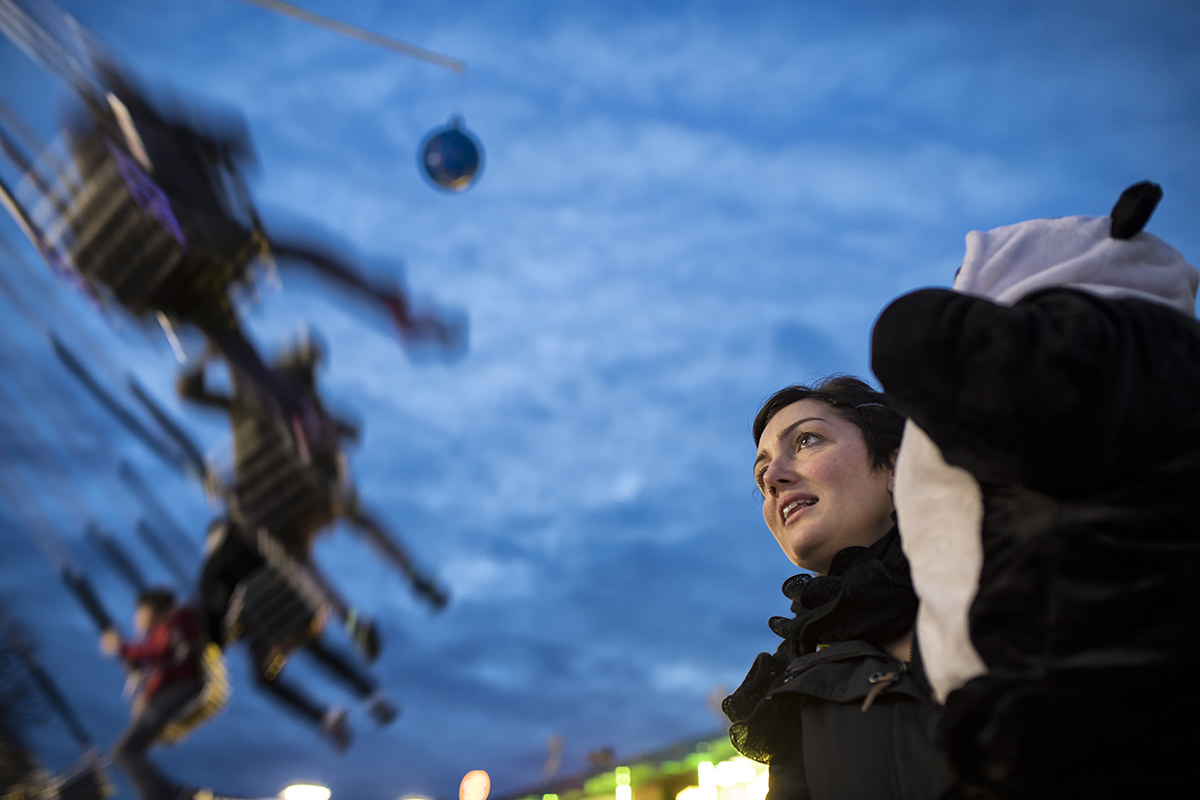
[1110,181,1163,239]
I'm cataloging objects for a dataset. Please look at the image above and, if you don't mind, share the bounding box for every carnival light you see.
[614,766,632,800]
[460,770,492,800]
[746,770,769,800]
[696,761,717,800]
[713,758,759,788]
[279,784,331,800]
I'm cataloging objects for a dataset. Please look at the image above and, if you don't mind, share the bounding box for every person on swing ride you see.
[177,331,449,662]
[197,516,404,751]
[99,587,201,800]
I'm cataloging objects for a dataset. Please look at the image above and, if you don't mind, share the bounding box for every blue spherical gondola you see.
[420,117,483,191]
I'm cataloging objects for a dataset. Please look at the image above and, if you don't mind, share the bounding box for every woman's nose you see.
[762,458,795,494]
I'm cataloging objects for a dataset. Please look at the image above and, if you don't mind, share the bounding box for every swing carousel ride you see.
[0,0,478,796]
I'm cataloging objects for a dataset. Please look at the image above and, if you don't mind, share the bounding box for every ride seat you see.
[155,642,231,747]
[59,124,258,322]
[225,561,326,681]
[229,416,338,550]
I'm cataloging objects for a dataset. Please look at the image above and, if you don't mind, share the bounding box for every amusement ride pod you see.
[420,116,484,192]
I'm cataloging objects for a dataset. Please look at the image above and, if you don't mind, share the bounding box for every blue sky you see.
[2,1,1198,798]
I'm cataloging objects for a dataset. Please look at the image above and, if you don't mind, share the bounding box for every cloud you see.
[651,660,724,701]
[440,554,539,602]
[5,2,1200,798]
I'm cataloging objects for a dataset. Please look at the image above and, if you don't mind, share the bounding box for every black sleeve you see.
[870,287,1185,494]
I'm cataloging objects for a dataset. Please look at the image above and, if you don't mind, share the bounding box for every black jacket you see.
[765,640,952,800]
[872,287,1200,797]
[725,531,954,800]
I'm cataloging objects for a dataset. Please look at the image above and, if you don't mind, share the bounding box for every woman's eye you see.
[795,432,817,450]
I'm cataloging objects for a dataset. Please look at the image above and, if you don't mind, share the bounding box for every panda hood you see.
[952,183,1197,315]
[895,182,1197,704]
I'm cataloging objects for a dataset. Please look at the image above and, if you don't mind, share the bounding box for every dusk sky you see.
[2,1,1198,799]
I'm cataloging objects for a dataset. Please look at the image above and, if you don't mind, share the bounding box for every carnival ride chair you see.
[2,55,462,432]
[201,515,396,751]
[52,90,265,339]
[216,527,331,684]
[0,69,285,399]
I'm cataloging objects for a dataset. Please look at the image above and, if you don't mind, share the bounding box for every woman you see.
[723,376,953,800]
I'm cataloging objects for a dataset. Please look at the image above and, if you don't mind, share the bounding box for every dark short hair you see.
[135,587,176,617]
[753,375,903,471]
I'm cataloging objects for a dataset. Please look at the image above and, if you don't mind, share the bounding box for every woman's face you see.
[754,399,895,574]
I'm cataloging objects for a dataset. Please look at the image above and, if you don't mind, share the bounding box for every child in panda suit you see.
[869,183,1200,798]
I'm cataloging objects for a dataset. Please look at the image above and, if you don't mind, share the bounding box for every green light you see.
[615,767,631,787]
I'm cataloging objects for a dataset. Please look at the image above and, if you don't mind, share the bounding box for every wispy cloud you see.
[5,1,1199,797]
